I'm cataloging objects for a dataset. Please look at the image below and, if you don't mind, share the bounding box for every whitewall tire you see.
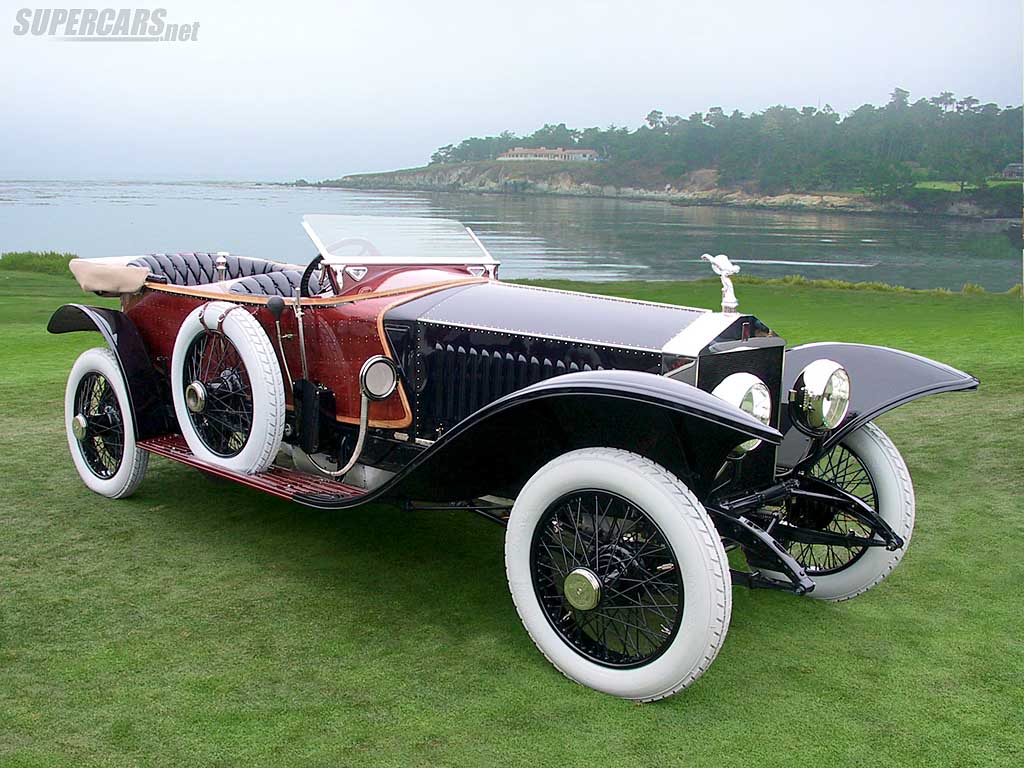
[171,301,284,474]
[65,347,148,499]
[770,422,916,601]
[505,448,732,702]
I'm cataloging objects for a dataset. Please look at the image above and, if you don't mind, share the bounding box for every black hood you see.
[385,281,709,353]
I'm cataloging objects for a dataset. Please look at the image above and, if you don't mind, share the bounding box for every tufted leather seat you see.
[127,252,290,286]
[228,269,326,297]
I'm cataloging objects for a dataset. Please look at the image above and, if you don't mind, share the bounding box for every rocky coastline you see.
[308,162,1018,220]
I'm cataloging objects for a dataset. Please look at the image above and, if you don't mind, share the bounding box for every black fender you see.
[47,304,170,439]
[777,343,978,470]
[297,369,782,508]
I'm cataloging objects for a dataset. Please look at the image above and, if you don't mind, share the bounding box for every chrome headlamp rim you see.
[790,358,851,433]
[359,355,399,401]
[711,372,773,457]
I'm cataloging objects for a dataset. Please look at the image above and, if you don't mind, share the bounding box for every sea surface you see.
[0,180,1018,289]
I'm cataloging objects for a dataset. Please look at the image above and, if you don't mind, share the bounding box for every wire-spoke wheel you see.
[171,301,284,475]
[506,448,731,702]
[182,331,255,458]
[784,443,879,575]
[768,422,915,601]
[74,371,125,478]
[64,348,148,498]
[531,490,683,668]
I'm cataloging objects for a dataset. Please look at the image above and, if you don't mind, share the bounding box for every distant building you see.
[497,147,599,162]
[1000,163,1023,179]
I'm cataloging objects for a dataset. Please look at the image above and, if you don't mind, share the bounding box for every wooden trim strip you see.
[142,277,487,305]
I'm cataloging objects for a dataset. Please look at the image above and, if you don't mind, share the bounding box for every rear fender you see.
[778,342,978,470]
[347,370,783,507]
[48,304,170,439]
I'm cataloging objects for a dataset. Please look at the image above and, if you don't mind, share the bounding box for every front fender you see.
[778,342,978,470]
[48,304,170,439]
[297,370,782,508]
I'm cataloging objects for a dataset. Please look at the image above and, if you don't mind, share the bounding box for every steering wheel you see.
[300,254,342,299]
[301,238,382,298]
[322,237,382,262]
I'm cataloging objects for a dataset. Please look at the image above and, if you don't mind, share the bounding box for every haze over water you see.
[0,180,1016,290]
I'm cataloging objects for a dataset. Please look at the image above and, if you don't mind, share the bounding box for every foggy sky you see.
[1,0,1020,181]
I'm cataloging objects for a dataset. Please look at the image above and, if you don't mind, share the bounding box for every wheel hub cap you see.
[563,568,602,611]
[71,413,88,441]
[185,381,207,413]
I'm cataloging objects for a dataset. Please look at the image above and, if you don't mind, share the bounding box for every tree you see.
[956,96,980,113]
[862,160,915,200]
[424,89,1022,201]
[525,123,581,148]
[645,110,664,130]
[888,88,911,109]
[704,107,727,128]
[430,144,455,164]
[930,91,955,111]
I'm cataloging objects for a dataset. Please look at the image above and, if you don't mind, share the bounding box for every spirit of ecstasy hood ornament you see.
[701,253,740,314]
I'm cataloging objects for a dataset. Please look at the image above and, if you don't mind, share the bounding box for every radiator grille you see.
[429,343,603,427]
[416,321,663,437]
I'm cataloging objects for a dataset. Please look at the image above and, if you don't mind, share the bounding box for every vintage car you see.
[50,214,978,701]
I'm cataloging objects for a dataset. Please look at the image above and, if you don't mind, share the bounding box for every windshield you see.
[302,214,496,265]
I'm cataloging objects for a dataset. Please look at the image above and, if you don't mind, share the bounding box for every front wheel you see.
[771,422,916,601]
[505,448,732,702]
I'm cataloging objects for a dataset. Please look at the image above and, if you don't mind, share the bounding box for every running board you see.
[138,434,366,506]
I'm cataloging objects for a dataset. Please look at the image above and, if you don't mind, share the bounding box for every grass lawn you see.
[1,271,1021,767]
[915,181,974,191]
[913,179,1021,191]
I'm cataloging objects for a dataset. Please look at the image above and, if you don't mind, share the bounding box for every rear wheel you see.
[505,448,731,702]
[64,347,148,498]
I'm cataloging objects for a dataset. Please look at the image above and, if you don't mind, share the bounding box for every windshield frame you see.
[302,214,498,267]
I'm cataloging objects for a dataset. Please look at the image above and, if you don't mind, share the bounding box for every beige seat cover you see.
[69,257,151,294]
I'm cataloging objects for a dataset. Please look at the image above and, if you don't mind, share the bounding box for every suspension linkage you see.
[716,479,799,514]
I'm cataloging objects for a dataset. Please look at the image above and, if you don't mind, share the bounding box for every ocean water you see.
[0,180,1018,289]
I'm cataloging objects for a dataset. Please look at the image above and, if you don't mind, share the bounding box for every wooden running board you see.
[138,434,366,505]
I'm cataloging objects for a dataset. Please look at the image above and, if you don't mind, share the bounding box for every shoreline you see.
[310,159,1022,221]
[309,180,1016,223]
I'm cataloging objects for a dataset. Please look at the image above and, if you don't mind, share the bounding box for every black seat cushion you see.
[128,253,288,286]
[228,269,326,297]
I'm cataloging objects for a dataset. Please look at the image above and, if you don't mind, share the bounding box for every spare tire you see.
[171,301,284,474]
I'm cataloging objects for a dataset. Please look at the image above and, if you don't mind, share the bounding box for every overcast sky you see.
[1,0,1020,181]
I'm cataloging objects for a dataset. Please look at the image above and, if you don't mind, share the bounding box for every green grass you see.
[1,270,1022,767]
[0,252,76,275]
[914,179,1021,191]
[915,181,972,191]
